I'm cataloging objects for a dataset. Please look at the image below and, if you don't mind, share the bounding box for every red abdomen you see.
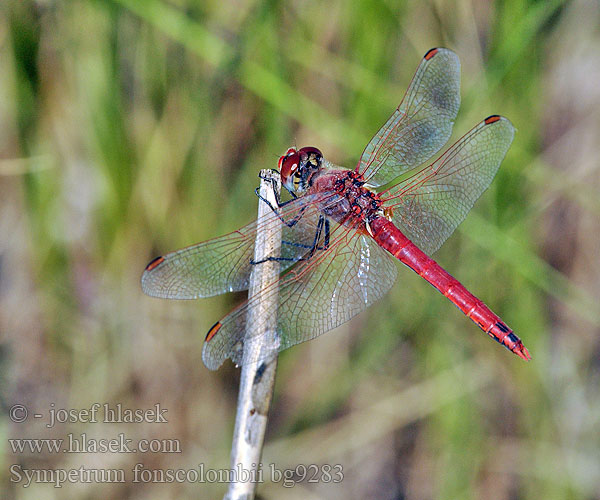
[369,217,530,360]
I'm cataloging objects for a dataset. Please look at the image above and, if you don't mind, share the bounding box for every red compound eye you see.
[298,146,322,159]
[279,148,300,185]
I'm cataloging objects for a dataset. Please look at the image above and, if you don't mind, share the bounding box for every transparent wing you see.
[202,224,398,370]
[141,193,338,299]
[385,116,515,256]
[358,48,461,187]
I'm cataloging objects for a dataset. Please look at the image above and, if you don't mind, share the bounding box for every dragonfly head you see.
[278,146,323,194]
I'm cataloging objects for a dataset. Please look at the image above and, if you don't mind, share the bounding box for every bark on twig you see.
[224,169,282,500]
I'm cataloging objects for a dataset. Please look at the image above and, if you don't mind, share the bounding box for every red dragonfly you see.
[142,48,530,370]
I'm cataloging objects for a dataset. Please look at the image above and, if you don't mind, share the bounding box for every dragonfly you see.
[142,47,530,370]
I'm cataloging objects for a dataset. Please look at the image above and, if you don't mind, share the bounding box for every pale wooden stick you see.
[224,169,282,500]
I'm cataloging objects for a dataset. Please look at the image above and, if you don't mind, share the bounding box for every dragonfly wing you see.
[202,225,398,370]
[141,195,333,299]
[387,116,515,255]
[359,48,461,187]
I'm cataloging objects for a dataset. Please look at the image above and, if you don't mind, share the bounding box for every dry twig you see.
[225,169,282,500]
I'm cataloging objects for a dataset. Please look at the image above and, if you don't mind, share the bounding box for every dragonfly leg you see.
[256,170,297,209]
[306,216,329,258]
[254,184,308,229]
[281,217,330,253]
[254,187,297,211]
[251,216,330,265]
[282,215,328,258]
[258,168,280,183]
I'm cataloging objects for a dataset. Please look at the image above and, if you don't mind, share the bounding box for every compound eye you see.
[279,149,300,185]
[298,146,322,161]
[278,148,296,171]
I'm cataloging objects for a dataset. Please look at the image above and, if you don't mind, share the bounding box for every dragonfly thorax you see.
[278,146,323,193]
[309,168,386,231]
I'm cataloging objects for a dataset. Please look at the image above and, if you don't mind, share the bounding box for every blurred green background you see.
[2,0,599,498]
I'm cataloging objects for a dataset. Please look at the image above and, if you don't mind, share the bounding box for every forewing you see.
[141,194,334,299]
[358,48,461,187]
[202,225,398,370]
[387,116,515,255]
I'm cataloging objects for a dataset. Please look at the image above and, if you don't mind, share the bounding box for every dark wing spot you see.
[145,256,165,271]
[205,322,222,342]
[484,115,501,125]
[424,48,439,60]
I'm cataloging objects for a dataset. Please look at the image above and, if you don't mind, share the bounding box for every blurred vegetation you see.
[1,0,599,499]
